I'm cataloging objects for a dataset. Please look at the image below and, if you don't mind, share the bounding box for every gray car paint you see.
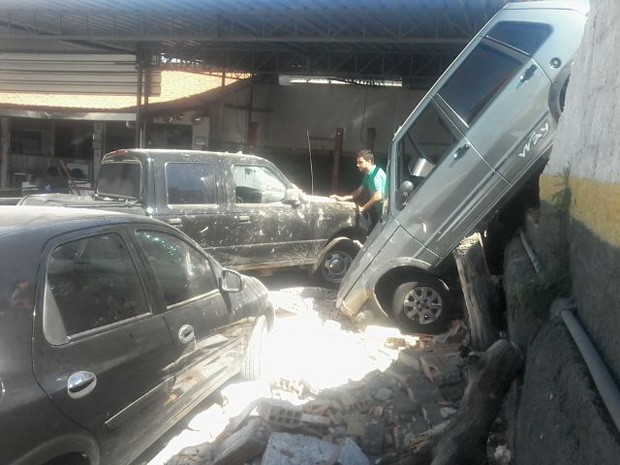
[337,1,589,324]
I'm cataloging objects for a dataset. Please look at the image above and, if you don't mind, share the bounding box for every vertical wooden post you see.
[453,233,499,351]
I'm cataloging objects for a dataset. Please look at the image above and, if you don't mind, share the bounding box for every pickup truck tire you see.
[392,278,451,334]
[241,316,269,380]
[313,242,358,288]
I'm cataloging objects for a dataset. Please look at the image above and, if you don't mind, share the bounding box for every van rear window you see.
[486,21,552,56]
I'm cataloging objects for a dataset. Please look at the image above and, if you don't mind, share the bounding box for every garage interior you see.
[0,0,510,195]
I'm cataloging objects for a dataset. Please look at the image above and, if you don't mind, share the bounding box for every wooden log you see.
[453,233,499,351]
[430,339,524,465]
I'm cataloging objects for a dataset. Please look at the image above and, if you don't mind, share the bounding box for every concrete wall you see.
[512,0,620,462]
[215,83,424,193]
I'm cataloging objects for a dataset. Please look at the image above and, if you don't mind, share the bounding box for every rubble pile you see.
[153,287,511,465]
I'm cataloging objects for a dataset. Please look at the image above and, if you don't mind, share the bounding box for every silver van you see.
[337,1,589,333]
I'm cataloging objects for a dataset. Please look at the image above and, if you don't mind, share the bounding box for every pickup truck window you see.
[438,42,523,126]
[486,21,552,56]
[232,165,286,204]
[97,161,141,199]
[166,162,216,205]
[44,233,148,342]
[136,230,218,307]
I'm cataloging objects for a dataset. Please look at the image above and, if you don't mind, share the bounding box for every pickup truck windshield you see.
[97,162,141,199]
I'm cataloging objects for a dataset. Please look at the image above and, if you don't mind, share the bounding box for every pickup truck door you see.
[225,163,313,269]
[155,161,229,265]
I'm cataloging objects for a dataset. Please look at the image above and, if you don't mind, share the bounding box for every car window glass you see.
[136,230,217,307]
[97,162,141,199]
[232,165,286,203]
[45,233,148,339]
[438,42,523,126]
[166,162,216,205]
[486,21,552,56]
[396,103,460,195]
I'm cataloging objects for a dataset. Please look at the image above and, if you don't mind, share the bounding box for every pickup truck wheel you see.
[392,278,451,334]
[241,316,269,380]
[314,244,357,288]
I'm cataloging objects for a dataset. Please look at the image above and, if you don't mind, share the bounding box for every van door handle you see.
[168,218,182,225]
[237,215,251,223]
[520,64,537,83]
[453,143,471,160]
[178,324,195,344]
[67,371,97,399]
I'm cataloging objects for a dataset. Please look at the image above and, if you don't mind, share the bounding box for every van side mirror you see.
[397,180,415,209]
[283,188,301,206]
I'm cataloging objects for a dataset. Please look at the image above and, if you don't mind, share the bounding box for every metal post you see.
[0,117,9,189]
[331,127,344,191]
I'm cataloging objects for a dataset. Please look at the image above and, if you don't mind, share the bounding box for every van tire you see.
[241,316,269,380]
[392,278,451,334]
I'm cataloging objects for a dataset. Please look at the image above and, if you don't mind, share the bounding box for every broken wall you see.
[514,0,620,462]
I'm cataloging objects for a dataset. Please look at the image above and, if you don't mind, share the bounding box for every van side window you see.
[438,43,523,126]
[396,103,460,191]
[166,163,217,205]
[486,21,552,56]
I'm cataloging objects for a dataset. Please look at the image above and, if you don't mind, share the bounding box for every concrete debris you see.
[158,287,471,465]
[261,432,338,465]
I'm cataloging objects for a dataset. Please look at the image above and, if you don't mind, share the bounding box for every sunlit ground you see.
[141,286,418,465]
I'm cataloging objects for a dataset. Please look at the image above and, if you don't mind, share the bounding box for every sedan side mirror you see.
[221,269,244,293]
[397,180,415,210]
[283,188,301,206]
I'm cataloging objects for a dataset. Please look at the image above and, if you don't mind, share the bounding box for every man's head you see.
[356,149,375,174]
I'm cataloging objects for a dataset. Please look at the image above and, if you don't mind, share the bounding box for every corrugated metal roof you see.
[0,0,511,86]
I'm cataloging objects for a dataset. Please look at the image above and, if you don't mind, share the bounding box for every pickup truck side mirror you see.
[397,180,415,210]
[283,188,302,206]
[220,269,244,293]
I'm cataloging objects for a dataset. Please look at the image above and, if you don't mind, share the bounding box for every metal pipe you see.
[517,228,620,433]
[561,310,620,433]
[519,228,541,273]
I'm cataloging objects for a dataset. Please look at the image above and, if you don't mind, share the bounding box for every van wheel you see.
[241,316,269,380]
[392,278,451,334]
[313,243,358,288]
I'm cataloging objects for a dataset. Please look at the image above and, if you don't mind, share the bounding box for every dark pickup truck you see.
[19,149,367,286]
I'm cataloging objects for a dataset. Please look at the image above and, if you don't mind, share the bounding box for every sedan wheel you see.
[392,278,451,334]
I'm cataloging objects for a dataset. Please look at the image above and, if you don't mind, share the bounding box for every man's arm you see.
[359,191,382,213]
[330,185,363,202]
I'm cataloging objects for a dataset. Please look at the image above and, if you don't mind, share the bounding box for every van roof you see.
[504,0,589,15]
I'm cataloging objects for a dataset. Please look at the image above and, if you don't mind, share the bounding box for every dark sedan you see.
[0,206,273,465]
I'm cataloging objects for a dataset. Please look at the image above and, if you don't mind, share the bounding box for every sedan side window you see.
[45,233,148,342]
[136,230,218,307]
[232,165,286,203]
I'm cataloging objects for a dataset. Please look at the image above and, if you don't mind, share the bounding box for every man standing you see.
[331,149,387,232]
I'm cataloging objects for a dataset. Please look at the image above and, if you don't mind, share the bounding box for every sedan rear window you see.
[44,233,148,343]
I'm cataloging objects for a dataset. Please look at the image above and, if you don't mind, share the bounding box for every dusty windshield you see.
[96,161,141,199]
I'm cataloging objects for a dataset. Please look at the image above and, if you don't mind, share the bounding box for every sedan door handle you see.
[168,218,182,226]
[237,215,251,223]
[67,371,97,399]
[520,64,537,83]
[178,324,195,344]
[453,143,471,160]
